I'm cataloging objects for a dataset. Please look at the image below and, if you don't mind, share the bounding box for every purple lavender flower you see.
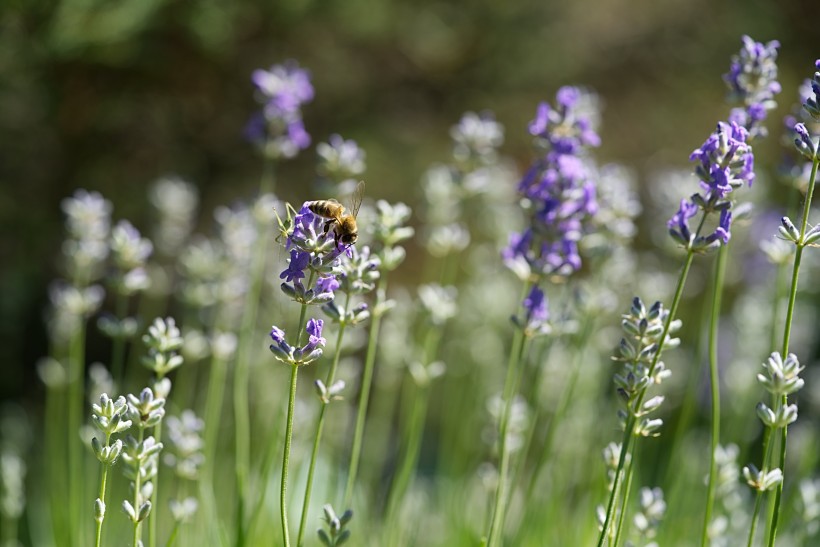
[252,61,314,118]
[723,35,781,139]
[269,319,326,365]
[667,121,755,251]
[528,86,601,155]
[690,121,754,196]
[519,285,550,334]
[504,88,600,279]
[303,318,325,352]
[667,199,699,246]
[278,205,347,305]
[247,60,314,159]
[316,275,340,295]
[803,60,820,121]
[280,250,310,284]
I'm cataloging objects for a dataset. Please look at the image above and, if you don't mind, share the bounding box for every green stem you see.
[94,432,112,547]
[701,243,728,546]
[166,521,181,547]
[148,418,163,547]
[767,155,819,547]
[747,423,777,547]
[202,326,230,528]
[386,383,431,526]
[249,296,311,543]
[233,215,273,546]
[597,250,695,547]
[486,314,530,547]
[296,293,351,546]
[612,444,636,547]
[68,321,87,547]
[133,428,146,547]
[280,364,300,547]
[343,275,388,507]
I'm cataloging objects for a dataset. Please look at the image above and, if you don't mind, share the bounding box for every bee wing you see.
[349,181,365,217]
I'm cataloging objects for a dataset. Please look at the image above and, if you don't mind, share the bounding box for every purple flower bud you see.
[521,285,549,332]
[304,318,326,352]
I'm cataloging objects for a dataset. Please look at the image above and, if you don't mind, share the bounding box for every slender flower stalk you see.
[344,200,413,507]
[744,60,820,547]
[296,315,347,547]
[700,39,779,544]
[90,394,131,547]
[298,245,377,545]
[486,316,530,547]
[700,244,728,547]
[385,284,453,526]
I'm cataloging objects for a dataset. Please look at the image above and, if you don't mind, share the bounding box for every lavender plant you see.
[490,86,600,547]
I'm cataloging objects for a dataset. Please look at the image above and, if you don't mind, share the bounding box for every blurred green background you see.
[1,0,819,404]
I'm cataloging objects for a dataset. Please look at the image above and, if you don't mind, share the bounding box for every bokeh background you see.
[1,0,819,446]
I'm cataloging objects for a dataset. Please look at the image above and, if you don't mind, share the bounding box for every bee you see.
[306,181,365,247]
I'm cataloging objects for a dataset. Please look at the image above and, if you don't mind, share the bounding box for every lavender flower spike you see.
[247,60,314,159]
[724,35,781,138]
[269,319,327,366]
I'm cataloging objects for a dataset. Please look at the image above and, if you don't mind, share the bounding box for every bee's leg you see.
[323,219,333,234]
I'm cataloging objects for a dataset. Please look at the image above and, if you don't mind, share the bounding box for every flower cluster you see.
[141,317,184,378]
[61,189,113,284]
[742,352,805,492]
[109,220,153,296]
[792,61,820,162]
[317,134,366,186]
[269,318,327,366]
[321,245,380,326]
[804,60,820,121]
[668,121,754,251]
[278,204,348,305]
[724,35,781,138]
[317,504,353,547]
[164,410,204,481]
[511,285,551,337]
[450,111,505,168]
[90,394,132,466]
[247,60,314,159]
[503,86,600,280]
[612,297,679,437]
[148,177,199,257]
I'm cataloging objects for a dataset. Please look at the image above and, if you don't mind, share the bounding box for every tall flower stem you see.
[486,280,533,547]
[45,378,68,545]
[766,154,819,547]
[612,444,637,547]
[132,428,146,547]
[296,292,351,546]
[701,243,728,546]
[597,251,695,547]
[94,431,112,547]
[68,321,87,547]
[385,323,442,524]
[148,397,165,547]
[201,321,231,531]
[232,201,273,546]
[277,290,312,547]
[280,363,299,547]
[343,275,389,507]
